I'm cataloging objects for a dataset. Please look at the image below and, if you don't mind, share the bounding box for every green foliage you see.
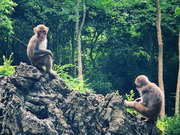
[134,47,151,61]
[0,53,15,76]
[0,0,17,36]
[90,80,112,94]
[115,90,123,98]
[156,115,180,135]
[156,116,171,134]
[86,70,113,95]
[125,90,138,116]
[125,90,135,101]
[175,7,180,28]
[89,0,121,15]
[165,115,180,135]
[53,64,91,93]
[3,0,179,117]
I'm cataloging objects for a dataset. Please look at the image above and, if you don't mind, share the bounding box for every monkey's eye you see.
[39,30,46,33]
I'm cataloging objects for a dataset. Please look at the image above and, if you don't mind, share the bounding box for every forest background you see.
[0,0,179,122]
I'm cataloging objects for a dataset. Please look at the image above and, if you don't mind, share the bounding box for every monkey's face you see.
[34,25,49,41]
[135,83,141,89]
[38,30,46,40]
[135,81,142,91]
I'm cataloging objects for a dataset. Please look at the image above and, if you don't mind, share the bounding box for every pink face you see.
[38,30,46,39]
[34,25,49,40]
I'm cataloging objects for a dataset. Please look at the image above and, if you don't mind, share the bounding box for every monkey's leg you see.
[44,55,52,71]
[133,102,151,118]
[44,55,57,78]
[125,101,156,122]
[31,59,45,71]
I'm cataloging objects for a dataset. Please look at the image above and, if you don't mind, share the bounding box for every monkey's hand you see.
[47,50,54,59]
[124,101,136,109]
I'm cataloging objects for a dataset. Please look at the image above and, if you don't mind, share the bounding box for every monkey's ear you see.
[34,27,38,34]
[46,27,49,33]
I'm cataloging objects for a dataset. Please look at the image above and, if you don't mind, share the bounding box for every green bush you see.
[53,64,91,93]
[156,116,171,134]
[156,115,180,135]
[0,53,15,76]
[86,70,113,95]
[165,115,180,135]
[90,80,112,95]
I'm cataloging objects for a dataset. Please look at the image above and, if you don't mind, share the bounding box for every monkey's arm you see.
[125,97,142,107]
[141,90,149,106]
[31,41,53,59]
[124,100,136,109]
[125,101,149,116]
[33,49,53,58]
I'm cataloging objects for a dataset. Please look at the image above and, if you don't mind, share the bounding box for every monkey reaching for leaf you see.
[27,24,57,78]
[124,75,164,122]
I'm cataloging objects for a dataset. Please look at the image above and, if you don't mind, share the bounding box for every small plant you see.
[125,90,138,116]
[0,53,15,76]
[125,90,135,101]
[115,90,123,98]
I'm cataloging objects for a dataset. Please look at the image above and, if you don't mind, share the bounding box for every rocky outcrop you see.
[0,63,161,135]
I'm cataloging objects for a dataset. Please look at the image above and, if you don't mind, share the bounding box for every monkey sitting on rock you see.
[125,75,164,122]
[27,24,57,78]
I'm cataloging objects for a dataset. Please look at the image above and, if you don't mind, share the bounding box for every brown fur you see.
[125,75,164,122]
[27,24,57,78]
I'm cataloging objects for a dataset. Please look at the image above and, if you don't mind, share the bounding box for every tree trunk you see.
[156,0,165,118]
[71,30,76,77]
[75,0,86,87]
[175,29,180,115]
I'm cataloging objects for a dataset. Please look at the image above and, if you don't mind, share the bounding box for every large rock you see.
[0,63,161,135]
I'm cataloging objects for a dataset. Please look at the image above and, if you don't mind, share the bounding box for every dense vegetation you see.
[0,0,180,134]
